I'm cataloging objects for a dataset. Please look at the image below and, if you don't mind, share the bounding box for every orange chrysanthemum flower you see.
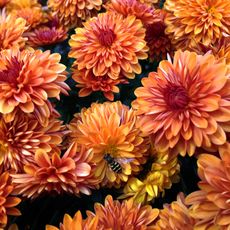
[0,0,9,8]
[68,101,150,187]
[0,11,27,50]
[72,68,128,101]
[186,143,230,229]
[26,26,67,47]
[164,0,230,49]
[11,143,98,199]
[132,50,230,156]
[69,12,148,80]
[86,195,159,229]
[0,111,65,172]
[154,193,196,229]
[119,148,180,204]
[105,0,156,25]
[0,47,69,125]
[46,211,99,230]
[0,172,21,229]
[47,0,102,28]
[7,0,43,29]
[145,9,173,61]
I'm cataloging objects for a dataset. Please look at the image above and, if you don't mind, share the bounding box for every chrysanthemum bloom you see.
[48,0,102,28]
[154,193,196,229]
[0,0,9,8]
[105,0,156,25]
[11,143,98,199]
[119,148,180,204]
[72,68,128,101]
[0,47,69,125]
[26,26,68,47]
[0,172,21,229]
[86,195,159,229]
[7,0,43,29]
[0,11,27,50]
[132,50,230,156]
[186,143,230,228]
[68,101,150,187]
[145,9,173,61]
[46,211,99,230]
[0,111,65,172]
[164,0,230,49]
[69,12,148,80]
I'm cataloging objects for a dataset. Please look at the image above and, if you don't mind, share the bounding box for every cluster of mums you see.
[0,0,230,229]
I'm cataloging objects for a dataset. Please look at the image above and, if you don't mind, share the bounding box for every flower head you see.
[186,143,230,229]
[0,172,21,228]
[69,12,148,80]
[7,0,43,29]
[105,0,156,25]
[0,47,69,125]
[46,211,99,230]
[164,0,230,49]
[11,143,98,199]
[0,0,9,8]
[155,193,196,229]
[72,68,128,101]
[0,111,65,172]
[133,50,230,156]
[48,0,102,28]
[68,101,150,187]
[0,11,27,50]
[86,195,159,229]
[119,148,180,204]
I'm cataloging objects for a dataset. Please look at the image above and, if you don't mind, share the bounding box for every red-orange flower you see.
[48,0,102,28]
[164,0,230,49]
[72,68,128,101]
[0,47,69,125]
[145,9,173,61]
[154,193,196,229]
[69,12,148,80]
[105,0,156,25]
[7,0,43,29]
[186,143,230,229]
[133,50,230,156]
[0,111,65,172]
[68,101,150,187]
[0,0,9,8]
[11,143,98,199]
[0,10,27,50]
[0,172,21,229]
[46,211,99,230]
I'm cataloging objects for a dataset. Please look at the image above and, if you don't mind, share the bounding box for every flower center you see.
[164,85,189,110]
[98,29,116,47]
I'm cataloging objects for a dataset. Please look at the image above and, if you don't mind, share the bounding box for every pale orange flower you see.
[154,193,196,230]
[69,12,148,80]
[119,148,180,204]
[164,0,230,49]
[145,9,173,61]
[0,172,21,229]
[68,101,150,187]
[0,47,69,126]
[105,0,156,25]
[11,143,98,199]
[48,0,102,28]
[132,50,230,156]
[7,0,43,29]
[46,211,99,230]
[72,68,128,101]
[0,10,27,50]
[0,111,65,172]
[87,195,159,229]
[186,143,230,229]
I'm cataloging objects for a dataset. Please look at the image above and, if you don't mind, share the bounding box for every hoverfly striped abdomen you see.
[104,154,122,173]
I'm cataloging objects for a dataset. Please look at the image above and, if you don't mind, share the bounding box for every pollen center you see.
[98,29,116,47]
[164,85,189,110]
